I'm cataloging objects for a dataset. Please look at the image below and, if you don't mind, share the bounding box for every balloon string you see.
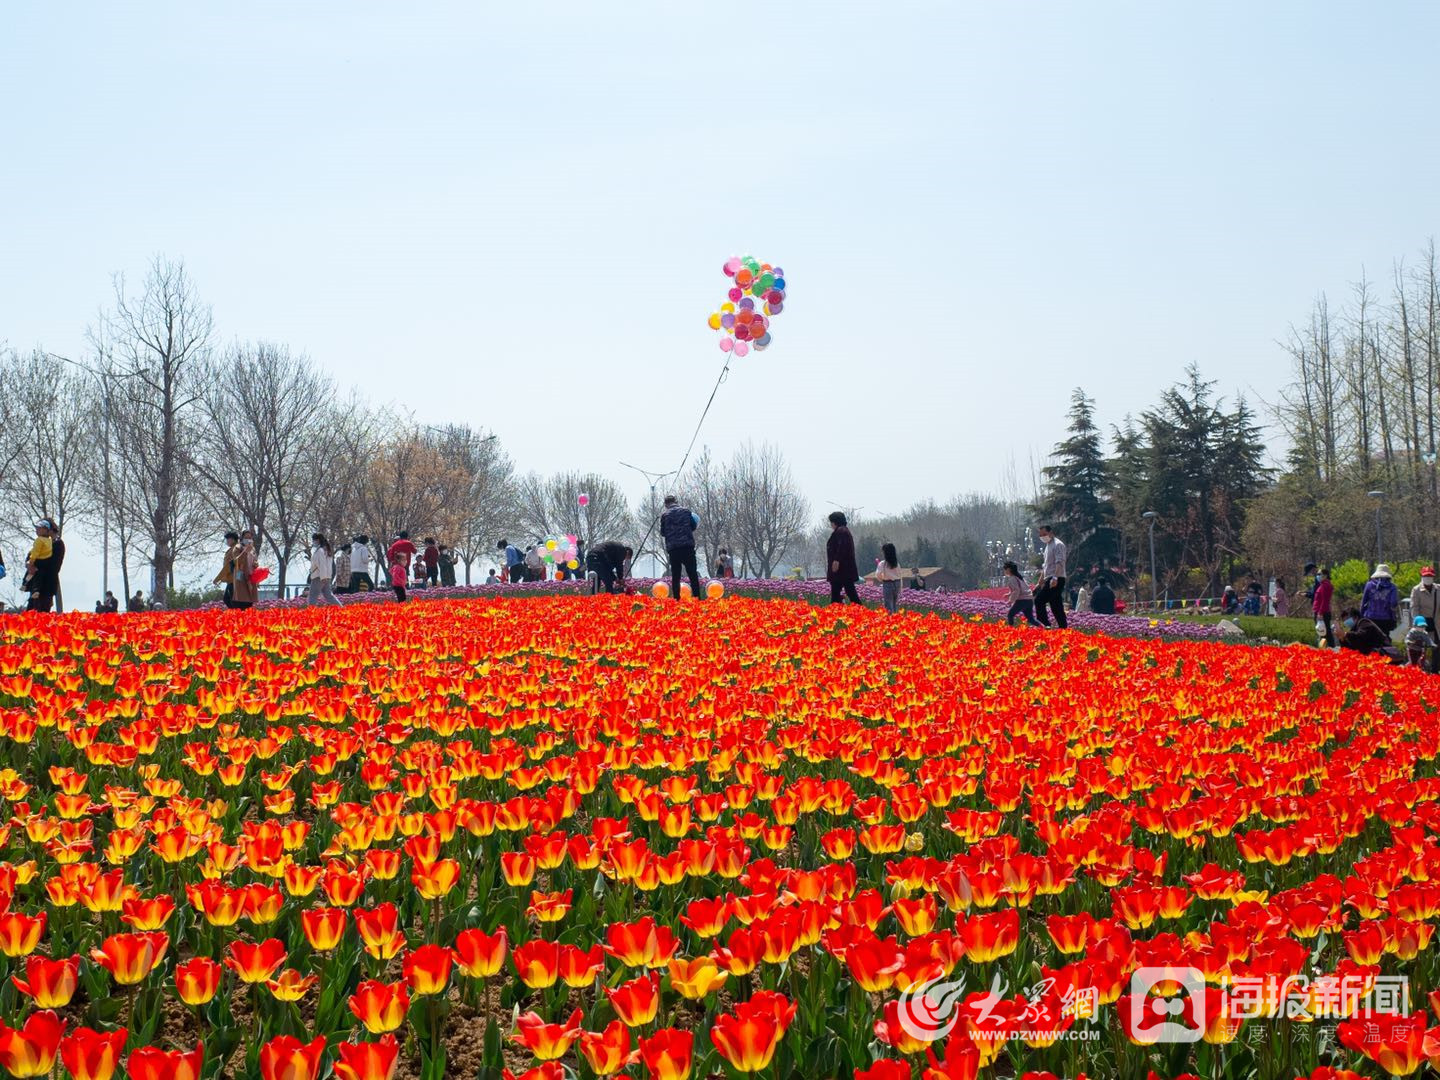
[630,355,732,560]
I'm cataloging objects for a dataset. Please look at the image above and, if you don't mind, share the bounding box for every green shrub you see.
[1233,615,1325,645]
[1330,558,1371,598]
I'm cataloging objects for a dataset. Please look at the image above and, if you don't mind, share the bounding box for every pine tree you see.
[1034,389,1115,573]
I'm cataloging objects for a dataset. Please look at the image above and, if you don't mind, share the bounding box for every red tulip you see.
[349,979,410,1034]
[59,1026,127,1080]
[639,1027,694,1080]
[402,944,453,996]
[606,972,662,1027]
[513,938,560,989]
[125,1043,203,1080]
[90,932,168,986]
[332,1035,400,1080]
[0,912,46,958]
[300,906,348,951]
[0,1010,65,1078]
[511,1009,583,1061]
[174,957,222,1006]
[578,1019,634,1076]
[258,1035,325,1080]
[11,954,79,1007]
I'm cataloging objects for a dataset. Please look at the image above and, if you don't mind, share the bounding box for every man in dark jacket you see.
[27,519,64,613]
[1089,578,1116,615]
[587,541,632,594]
[438,545,457,587]
[422,538,441,585]
[659,495,702,601]
[826,511,861,605]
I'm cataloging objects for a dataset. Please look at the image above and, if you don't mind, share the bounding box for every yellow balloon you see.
[567,559,578,570]
[707,312,722,329]
[706,581,724,599]
[721,302,735,314]
[651,582,670,599]
[680,583,693,599]
[546,539,557,550]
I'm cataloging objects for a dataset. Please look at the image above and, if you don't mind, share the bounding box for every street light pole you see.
[1142,512,1159,609]
[620,461,678,577]
[1368,491,1385,563]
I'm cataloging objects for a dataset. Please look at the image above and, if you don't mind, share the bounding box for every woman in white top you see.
[307,533,342,606]
[875,542,907,613]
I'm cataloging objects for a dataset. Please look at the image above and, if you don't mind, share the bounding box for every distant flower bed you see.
[215,574,1226,639]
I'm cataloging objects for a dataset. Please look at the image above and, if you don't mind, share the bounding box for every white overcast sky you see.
[2,1,1438,604]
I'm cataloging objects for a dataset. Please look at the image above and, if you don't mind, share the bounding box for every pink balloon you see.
[723,257,742,277]
[733,341,750,357]
[719,337,734,352]
[727,287,742,302]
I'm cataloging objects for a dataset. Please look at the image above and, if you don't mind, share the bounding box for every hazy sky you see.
[3,1,1438,604]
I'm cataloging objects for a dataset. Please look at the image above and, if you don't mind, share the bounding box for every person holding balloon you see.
[660,495,703,602]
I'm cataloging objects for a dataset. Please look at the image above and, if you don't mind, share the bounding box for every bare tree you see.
[357,427,471,569]
[518,471,632,547]
[727,441,810,577]
[98,257,212,606]
[425,424,518,583]
[681,446,735,576]
[189,342,340,590]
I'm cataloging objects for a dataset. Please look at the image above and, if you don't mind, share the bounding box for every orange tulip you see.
[120,895,176,931]
[956,908,1020,965]
[0,912,46,957]
[604,917,679,968]
[225,938,287,984]
[411,858,460,900]
[579,1019,635,1075]
[500,852,536,886]
[349,979,411,1034]
[0,1010,65,1078]
[174,957,222,1006]
[453,927,508,978]
[402,944,453,996]
[127,1043,204,1080]
[666,955,727,999]
[332,1035,400,1080]
[185,880,245,927]
[266,969,319,1002]
[526,889,572,923]
[354,903,405,961]
[301,906,348,951]
[11,954,79,1007]
[511,1009,583,1061]
[258,1035,325,1080]
[59,1026,126,1080]
[709,1009,782,1073]
[90,931,168,986]
[639,1028,694,1080]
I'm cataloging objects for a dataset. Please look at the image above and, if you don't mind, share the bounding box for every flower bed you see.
[0,595,1426,1079]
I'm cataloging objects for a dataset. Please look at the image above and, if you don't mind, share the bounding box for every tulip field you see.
[2,595,1440,1080]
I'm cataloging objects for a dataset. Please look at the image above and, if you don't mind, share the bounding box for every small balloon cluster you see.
[541,535,580,571]
[707,255,787,357]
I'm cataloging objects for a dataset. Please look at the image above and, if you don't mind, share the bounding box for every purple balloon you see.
[720,312,735,329]
[738,297,754,311]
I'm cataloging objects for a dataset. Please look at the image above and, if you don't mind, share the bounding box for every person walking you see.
[1272,578,1290,618]
[333,543,352,594]
[660,495,702,601]
[438,545,457,586]
[1074,581,1090,616]
[230,530,259,610]
[1003,560,1042,626]
[1313,567,1335,646]
[1361,564,1400,639]
[1405,616,1434,669]
[387,531,417,573]
[1034,524,1068,629]
[875,542,906,614]
[389,554,408,603]
[423,538,440,586]
[1411,567,1440,671]
[587,541,632,595]
[306,533,342,606]
[524,543,544,583]
[825,511,861,605]
[350,535,375,592]
[214,530,241,608]
[497,539,525,582]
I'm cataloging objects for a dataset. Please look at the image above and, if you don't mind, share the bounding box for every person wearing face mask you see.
[1338,607,1401,662]
[1410,567,1440,672]
[230,530,260,609]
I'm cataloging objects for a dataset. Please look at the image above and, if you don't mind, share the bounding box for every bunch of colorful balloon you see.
[707,255,786,356]
[541,535,580,571]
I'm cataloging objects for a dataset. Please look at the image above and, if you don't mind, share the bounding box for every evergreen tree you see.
[1034,389,1115,573]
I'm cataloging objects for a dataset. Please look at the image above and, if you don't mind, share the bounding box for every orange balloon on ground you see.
[651,582,670,599]
[680,583,693,599]
[706,582,724,599]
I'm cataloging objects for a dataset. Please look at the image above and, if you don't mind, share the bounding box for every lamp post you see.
[1368,490,1385,563]
[620,461,678,577]
[1142,511,1159,609]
